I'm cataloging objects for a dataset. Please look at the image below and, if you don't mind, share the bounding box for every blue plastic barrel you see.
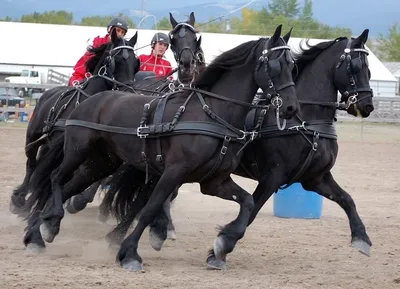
[273,182,323,219]
[20,112,28,122]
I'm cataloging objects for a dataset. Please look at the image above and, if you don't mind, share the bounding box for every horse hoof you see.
[121,260,144,272]
[167,229,177,240]
[9,202,19,214]
[352,239,371,257]
[25,243,45,254]
[213,235,227,260]
[9,202,29,218]
[206,253,227,270]
[64,198,78,214]
[149,228,165,251]
[39,223,55,243]
[65,196,88,214]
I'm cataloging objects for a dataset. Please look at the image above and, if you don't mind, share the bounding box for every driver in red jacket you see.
[138,32,173,78]
[68,17,129,86]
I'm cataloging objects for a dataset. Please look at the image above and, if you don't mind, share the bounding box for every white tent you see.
[0,21,397,96]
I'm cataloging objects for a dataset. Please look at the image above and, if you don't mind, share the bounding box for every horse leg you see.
[10,143,47,217]
[247,167,286,226]
[302,172,372,256]
[24,210,46,252]
[105,193,147,248]
[148,188,179,250]
[64,180,101,214]
[201,176,254,270]
[166,187,179,240]
[97,182,115,223]
[117,166,185,271]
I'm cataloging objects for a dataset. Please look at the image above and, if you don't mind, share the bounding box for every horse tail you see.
[103,163,159,223]
[24,134,65,216]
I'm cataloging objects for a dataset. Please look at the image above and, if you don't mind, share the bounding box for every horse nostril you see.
[366,104,374,113]
[285,105,297,117]
[287,105,294,112]
[179,60,184,66]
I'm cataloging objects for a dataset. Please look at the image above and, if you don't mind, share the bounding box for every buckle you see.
[137,126,149,138]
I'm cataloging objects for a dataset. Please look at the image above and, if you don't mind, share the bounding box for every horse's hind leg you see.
[201,176,254,270]
[148,186,179,250]
[302,172,372,256]
[64,180,101,214]
[105,193,147,248]
[117,166,186,271]
[97,181,115,223]
[10,142,47,216]
[41,151,120,243]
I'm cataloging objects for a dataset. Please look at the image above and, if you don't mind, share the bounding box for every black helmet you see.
[151,32,170,47]
[107,17,129,33]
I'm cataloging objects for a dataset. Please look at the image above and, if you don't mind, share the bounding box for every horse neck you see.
[207,63,258,128]
[83,76,110,95]
[295,51,340,121]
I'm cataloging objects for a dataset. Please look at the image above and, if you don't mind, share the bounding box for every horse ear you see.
[197,35,202,49]
[169,12,178,28]
[129,31,138,47]
[282,27,293,44]
[270,24,283,44]
[110,27,119,46]
[355,29,369,44]
[188,12,195,26]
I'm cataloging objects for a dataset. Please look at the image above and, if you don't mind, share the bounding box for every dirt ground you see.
[0,121,399,289]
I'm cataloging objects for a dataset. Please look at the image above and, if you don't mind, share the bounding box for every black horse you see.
[63,11,206,223]
[240,29,374,255]
[100,29,375,266]
[124,12,205,95]
[9,29,139,217]
[25,25,299,271]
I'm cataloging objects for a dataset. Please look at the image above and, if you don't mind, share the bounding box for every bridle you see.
[73,41,138,92]
[168,22,204,86]
[335,38,373,109]
[253,37,295,130]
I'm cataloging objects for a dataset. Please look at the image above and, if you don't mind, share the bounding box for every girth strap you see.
[65,119,245,141]
[198,135,232,183]
[279,131,320,189]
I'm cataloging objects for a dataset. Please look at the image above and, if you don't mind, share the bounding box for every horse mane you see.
[194,38,264,90]
[85,43,110,74]
[292,37,348,79]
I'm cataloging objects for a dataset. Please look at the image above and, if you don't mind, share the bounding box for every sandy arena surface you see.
[0,121,399,289]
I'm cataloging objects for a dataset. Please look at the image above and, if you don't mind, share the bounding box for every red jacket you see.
[138,54,173,78]
[69,35,109,86]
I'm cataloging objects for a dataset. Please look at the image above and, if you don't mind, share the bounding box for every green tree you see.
[152,17,171,30]
[377,23,400,61]
[268,0,300,19]
[0,16,13,22]
[300,0,313,22]
[80,13,135,29]
[197,17,226,33]
[20,10,73,25]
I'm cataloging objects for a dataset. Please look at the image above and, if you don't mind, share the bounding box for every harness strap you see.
[65,119,245,141]
[198,135,231,183]
[279,131,320,189]
[195,91,246,138]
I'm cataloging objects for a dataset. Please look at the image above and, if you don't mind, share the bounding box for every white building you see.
[0,21,398,96]
[383,62,400,95]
